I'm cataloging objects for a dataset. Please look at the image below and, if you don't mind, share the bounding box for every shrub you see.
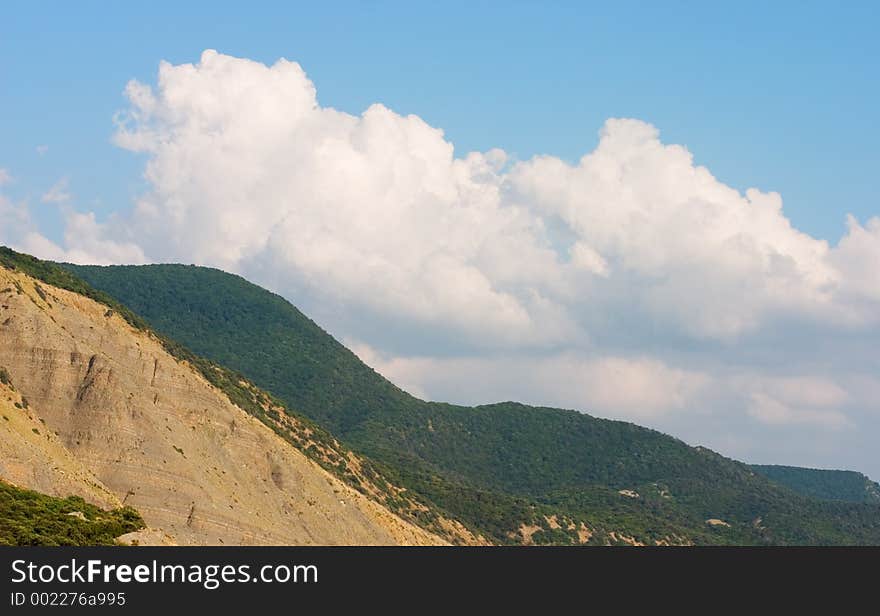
[0,481,145,546]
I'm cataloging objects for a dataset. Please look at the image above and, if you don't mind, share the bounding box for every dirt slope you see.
[0,268,447,545]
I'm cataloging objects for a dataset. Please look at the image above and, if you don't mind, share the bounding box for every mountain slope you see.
[0,256,455,545]
[752,465,880,504]
[64,261,880,545]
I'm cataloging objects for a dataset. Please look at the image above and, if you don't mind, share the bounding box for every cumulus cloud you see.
[831,216,880,305]
[109,50,577,346]
[102,51,880,350]
[7,51,880,476]
[508,120,862,338]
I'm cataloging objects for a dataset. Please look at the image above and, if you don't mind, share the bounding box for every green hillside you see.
[752,465,880,504]
[0,481,144,546]
[62,260,880,545]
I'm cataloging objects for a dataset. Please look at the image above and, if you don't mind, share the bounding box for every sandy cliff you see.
[0,268,447,545]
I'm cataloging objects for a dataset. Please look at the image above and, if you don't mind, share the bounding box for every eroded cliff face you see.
[0,268,447,546]
[0,378,120,510]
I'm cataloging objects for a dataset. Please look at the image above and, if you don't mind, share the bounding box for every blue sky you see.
[2,2,880,477]
[2,1,878,242]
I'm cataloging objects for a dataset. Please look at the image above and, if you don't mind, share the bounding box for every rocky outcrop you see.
[0,268,447,545]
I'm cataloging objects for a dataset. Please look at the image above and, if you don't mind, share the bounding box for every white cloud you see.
[102,51,880,350]
[0,182,35,245]
[573,356,710,417]
[351,344,711,420]
[58,211,146,265]
[569,242,609,277]
[7,51,880,476]
[0,171,144,265]
[42,177,71,204]
[831,215,880,306]
[506,119,855,339]
[111,50,576,346]
[347,343,863,435]
[15,232,67,262]
[756,376,849,409]
[747,392,850,429]
[36,145,49,156]
[0,168,11,186]
[720,374,853,430]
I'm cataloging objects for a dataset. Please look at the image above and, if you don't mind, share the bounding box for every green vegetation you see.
[0,481,144,546]
[752,465,880,504]
[62,260,880,545]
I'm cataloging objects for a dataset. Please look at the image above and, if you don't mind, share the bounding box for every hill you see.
[0,248,459,545]
[752,465,880,504]
[62,260,880,545]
